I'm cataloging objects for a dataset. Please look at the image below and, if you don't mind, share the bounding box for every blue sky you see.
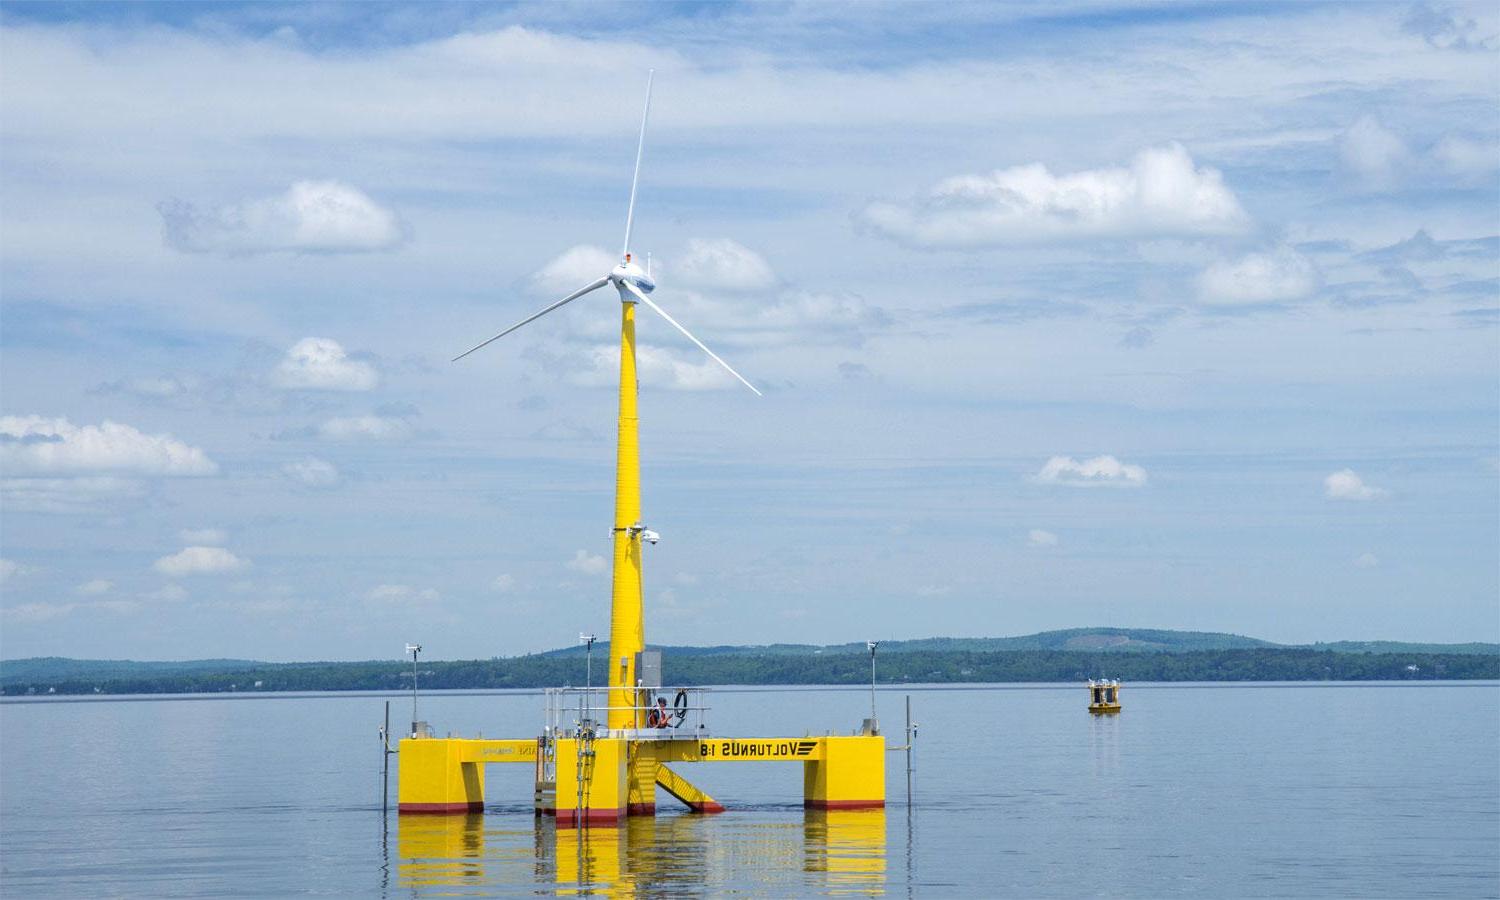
[1,1,1496,661]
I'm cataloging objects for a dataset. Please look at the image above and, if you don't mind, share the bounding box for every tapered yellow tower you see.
[607,301,645,729]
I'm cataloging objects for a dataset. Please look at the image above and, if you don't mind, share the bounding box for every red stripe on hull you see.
[555,807,625,828]
[626,803,656,816]
[399,801,485,814]
[687,801,726,814]
[804,799,885,810]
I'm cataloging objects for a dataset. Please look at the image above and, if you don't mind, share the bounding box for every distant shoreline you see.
[3,679,1498,705]
[4,641,1496,697]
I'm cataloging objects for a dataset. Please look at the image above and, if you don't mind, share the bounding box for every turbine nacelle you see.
[612,258,655,298]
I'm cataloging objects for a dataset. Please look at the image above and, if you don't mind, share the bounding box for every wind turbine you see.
[453,71,760,731]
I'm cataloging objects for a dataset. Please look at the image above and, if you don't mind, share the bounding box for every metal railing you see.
[542,686,712,737]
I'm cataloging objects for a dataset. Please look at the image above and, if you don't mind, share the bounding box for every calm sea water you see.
[2,682,1497,897]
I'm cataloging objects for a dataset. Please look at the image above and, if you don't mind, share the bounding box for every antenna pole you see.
[580,633,596,723]
[620,70,655,262]
[905,695,912,806]
[406,643,422,737]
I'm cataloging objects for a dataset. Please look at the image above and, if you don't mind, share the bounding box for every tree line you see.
[3,648,1494,696]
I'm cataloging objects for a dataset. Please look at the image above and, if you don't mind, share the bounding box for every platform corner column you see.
[556,736,628,827]
[397,738,486,814]
[804,735,886,810]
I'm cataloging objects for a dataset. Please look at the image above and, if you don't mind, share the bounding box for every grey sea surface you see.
[2,682,1497,897]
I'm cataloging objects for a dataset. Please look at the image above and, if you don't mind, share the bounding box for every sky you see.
[0,1,1496,662]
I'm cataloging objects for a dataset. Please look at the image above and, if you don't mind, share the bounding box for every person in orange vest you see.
[646,696,670,728]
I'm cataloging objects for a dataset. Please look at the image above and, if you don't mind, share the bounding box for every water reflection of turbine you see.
[389,809,887,894]
[805,809,888,894]
[396,813,487,889]
[556,824,623,896]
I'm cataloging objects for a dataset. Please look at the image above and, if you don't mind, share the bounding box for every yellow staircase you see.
[654,763,724,813]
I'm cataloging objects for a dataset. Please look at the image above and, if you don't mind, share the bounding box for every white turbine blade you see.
[620,70,655,262]
[623,282,762,396]
[452,276,609,361]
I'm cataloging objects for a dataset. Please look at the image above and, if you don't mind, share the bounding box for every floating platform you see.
[398,731,885,825]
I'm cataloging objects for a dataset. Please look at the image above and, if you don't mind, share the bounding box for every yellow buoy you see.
[1087,679,1122,714]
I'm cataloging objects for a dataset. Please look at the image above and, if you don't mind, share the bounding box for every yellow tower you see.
[608,301,645,729]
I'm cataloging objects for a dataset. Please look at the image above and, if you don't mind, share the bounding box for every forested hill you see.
[0,657,263,682]
[537,628,1494,657]
[2,628,1496,696]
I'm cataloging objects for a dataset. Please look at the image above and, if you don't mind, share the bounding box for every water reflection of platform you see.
[395,809,887,895]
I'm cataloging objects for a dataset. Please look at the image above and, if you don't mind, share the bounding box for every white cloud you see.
[1336,119,1496,188]
[1325,469,1387,501]
[0,476,145,514]
[365,584,440,603]
[571,343,743,392]
[159,180,405,255]
[1338,116,1413,188]
[1198,246,1320,305]
[490,574,515,592]
[636,345,744,391]
[1401,3,1496,50]
[282,457,341,487]
[673,239,777,292]
[179,528,227,545]
[2,602,75,623]
[532,244,618,295]
[93,599,143,615]
[0,416,217,475]
[859,143,1250,248]
[1027,529,1059,547]
[1430,134,1500,181]
[272,338,379,391]
[525,243,881,345]
[76,578,114,595]
[1353,552,1380,569]
[527,247,868,373]
[567,549,608,575]
[0,558,20,584]
[681,288,886,342]
[317,415,414,441]
[147,583,189,602]
[1035,455,1148,488]
[153,546,250,576]
[116,376,192,399]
